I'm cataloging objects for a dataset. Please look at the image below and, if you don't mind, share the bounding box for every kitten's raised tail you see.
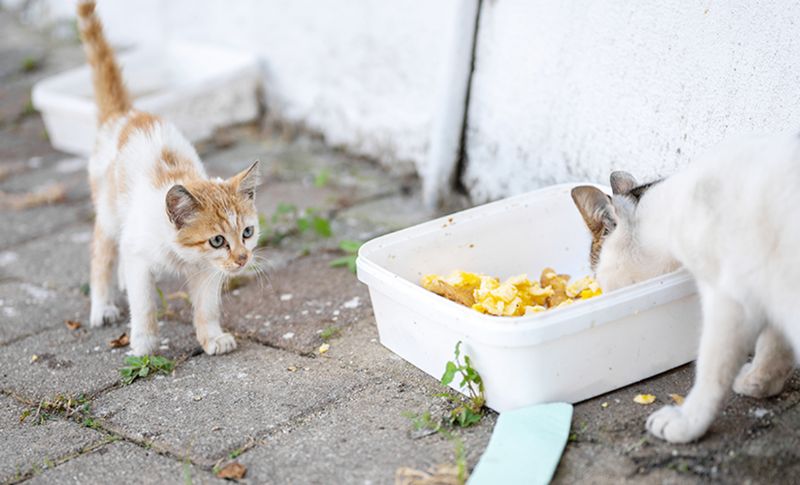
[76,0,131,124]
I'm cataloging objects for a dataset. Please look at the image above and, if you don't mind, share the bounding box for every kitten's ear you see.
[231,161,260,200]
[610,171,637,195]
[571,186,616,235]
[166,185,199,229]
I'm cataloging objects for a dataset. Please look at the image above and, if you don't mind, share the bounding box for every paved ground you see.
[2,9,800,485]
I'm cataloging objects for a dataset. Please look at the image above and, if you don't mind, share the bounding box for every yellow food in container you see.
[421,268,602,317]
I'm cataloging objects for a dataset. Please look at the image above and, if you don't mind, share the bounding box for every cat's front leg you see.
[188,271,236,355]
[647,286,758,443]
[125,258,160,356]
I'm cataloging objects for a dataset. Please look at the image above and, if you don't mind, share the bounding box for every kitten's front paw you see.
[733,362,791,398]
[130,333,160,356]
[646,405,708,443]
[202,333,237,355]
[90,304,121,328]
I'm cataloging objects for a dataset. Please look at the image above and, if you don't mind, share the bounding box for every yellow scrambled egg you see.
[421,267,602,317]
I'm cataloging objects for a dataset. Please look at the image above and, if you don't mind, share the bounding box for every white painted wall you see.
[13,0,800,203]
[464,0,800,202]
[13,0,462,173]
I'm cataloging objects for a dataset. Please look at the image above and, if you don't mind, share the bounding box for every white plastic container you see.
[357,183,701,412]
[32,42,260,156]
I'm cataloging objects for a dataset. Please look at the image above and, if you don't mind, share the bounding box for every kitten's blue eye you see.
[209,235,226,248]
[242,226,254,239]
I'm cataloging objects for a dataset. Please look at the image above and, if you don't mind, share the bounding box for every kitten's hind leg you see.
[647,286,759,443]
[89,224,121,327]
[188,270,236,355]
[734,325,795,398]
[125,258,160,356]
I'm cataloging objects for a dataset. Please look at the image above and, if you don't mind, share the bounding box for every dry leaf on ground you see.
[216,462,247,480]
[633,394,656,405]
[318,343,330,355]
[109,333,130,348]
[395,465,461,485]
[65,320,82,330]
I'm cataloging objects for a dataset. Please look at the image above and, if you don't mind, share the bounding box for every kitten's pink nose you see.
[235,252,249,267]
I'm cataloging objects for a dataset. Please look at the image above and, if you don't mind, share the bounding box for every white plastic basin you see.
[32,41,260,156]
[357,183,701,412]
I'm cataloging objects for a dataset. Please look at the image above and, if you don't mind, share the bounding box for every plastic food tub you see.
[356,183,701,412]
[32,42,260,156]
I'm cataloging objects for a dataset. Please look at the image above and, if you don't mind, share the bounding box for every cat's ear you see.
[231,161,260,200]
[610,171,637,195]
[166,184,199,229]
[571,186,617,236]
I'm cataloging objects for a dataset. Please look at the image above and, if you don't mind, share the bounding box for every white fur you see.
[596,134,800,443]
[89,114,258,356]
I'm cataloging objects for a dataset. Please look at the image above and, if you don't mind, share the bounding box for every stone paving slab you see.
[0,155,91,201]
[0,320,199,402]
[92,341,370,466]
[0,281,88,346]
[323,314,442,385]
[553,367,800,483]
[333,190,440,241]
[0,202,92,250]
[0,393,105,484]
[0,224,91,292]
[0,115,60,163]
[201,128,407,201]
[225,253,371,355]
[27,440,227,485]
[238,377,496,485]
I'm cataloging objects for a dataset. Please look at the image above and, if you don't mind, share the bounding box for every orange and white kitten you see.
[77,1,260,356]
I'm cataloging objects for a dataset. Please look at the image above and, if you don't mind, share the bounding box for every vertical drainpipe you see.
[422,0,482,209]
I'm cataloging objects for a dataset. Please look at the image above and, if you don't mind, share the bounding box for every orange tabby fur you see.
[77,0,260,356]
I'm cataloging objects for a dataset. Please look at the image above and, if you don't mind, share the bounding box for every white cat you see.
[78,1,260,356]
[571,134,799,443]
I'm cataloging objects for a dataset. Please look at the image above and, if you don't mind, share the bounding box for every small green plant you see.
[314,168,330,188]
[79,282,90,296]
[20,98,36,118]
[401,412,468,484]
[258,203,332,247]
[183,459,193,485]
[402,410,441,433]
[568,421,589,442]
[438,341,485,428]
[329,239,362,273]
[319,326,341,341]
[451,434,468,484]
[83,417,99,429]
[155,286,169,318]
[20,393,91,425]
[20,56,40,73]
[119,355,175,385]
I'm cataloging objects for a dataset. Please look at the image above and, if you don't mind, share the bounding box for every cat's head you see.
[571,171,673,291]
[165,161,261,274]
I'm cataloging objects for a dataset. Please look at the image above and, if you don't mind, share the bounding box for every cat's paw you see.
[733,362,790,398]
[129,333,160,356]
[646,405,708,443]
[202,333,237,355]
[90,304,121,328]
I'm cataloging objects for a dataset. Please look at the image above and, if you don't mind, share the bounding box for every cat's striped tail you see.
[76,0,131,124]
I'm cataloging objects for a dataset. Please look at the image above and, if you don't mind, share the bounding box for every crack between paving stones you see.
[6,435,116,485]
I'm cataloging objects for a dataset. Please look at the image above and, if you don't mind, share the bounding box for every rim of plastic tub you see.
[356,184,698,348]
